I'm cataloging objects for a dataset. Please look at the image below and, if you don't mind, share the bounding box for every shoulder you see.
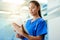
[37,18,47,26]
[38,18,46,23]
[37,18,47,28]
[25,19,31,24]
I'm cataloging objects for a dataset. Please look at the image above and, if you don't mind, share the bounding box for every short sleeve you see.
[36,20,47,36]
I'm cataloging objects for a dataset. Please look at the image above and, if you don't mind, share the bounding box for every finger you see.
[12,23,21,28]
[12,23,16,26]
[21,25,24,28]
[16,34,19,38]
[14,30,16,32]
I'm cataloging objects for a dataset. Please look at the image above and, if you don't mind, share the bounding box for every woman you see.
[12,1,47,40]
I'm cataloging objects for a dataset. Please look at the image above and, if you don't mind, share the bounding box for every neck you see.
[32,14,40,20]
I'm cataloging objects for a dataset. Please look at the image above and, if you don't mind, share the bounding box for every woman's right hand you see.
[16,33,24,39]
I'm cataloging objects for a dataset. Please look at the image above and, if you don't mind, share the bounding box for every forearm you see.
[12,23,43,40]
[23,33,43,40]
[16,33,25,39]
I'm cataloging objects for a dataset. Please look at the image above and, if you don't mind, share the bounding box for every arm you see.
[12,23,44,40]
[16,33,25,39]
[18,25,44,40]
[23,33,44,40]
[22,25,44,40]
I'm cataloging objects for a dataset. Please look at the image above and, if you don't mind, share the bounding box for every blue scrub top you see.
[22,18,47,40]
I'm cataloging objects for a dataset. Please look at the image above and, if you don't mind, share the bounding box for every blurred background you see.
[0,0,60,40]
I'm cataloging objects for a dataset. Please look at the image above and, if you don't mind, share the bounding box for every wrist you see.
[23,33,30,39]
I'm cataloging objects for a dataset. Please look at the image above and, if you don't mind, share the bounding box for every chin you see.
[31,14,35,16]
[30,13,35,16]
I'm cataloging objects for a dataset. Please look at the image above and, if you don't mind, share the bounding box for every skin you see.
[12,2,44,40]
[29,3,40,21]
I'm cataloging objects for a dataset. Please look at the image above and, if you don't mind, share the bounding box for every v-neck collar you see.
[30,17,41,24]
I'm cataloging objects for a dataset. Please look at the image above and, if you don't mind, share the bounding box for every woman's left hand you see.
[12,23,25,36]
